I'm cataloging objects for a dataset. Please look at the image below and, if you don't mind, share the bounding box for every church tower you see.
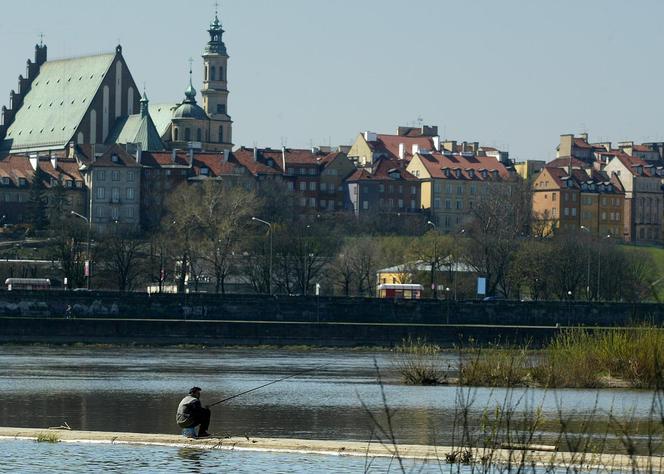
[201,7,233,151]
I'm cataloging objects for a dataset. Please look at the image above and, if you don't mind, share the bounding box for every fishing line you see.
[208,363,326,408]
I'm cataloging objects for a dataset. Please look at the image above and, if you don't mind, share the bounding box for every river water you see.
[0,346,659,448]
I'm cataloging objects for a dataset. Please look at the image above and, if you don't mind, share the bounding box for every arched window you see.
[196,128,202,142]
[210,66,216,81]
[184,128,191,141]
[174,128,179,141]
[218,126,224,143]
[205,65,208,81]
[219,66,224,81]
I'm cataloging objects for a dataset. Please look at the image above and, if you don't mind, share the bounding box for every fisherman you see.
[176,386,211,438]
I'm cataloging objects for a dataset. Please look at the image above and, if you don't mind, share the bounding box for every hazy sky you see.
[1,0,663,161]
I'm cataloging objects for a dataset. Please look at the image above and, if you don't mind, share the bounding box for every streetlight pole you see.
[71,210,91,289]
[453,228,465,301]
[597,234,611,301]
[426,220,437,299]
[252,217,273,295]
[580,226,591,301]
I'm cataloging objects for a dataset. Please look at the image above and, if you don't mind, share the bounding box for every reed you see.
[35,432,60,443]
[392,337,447,385]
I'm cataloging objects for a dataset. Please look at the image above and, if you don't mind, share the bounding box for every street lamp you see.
[453,228,465,301]
[580,226,592,301]
[252,217,273,295]
[70,210,91,289]
[426,220,437,298]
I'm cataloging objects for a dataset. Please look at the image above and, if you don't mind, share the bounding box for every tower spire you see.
[184,58,197,103]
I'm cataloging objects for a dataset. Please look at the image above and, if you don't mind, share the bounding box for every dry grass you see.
[393,337,447,385]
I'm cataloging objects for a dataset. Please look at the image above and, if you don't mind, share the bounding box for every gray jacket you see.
[176,395,200,425]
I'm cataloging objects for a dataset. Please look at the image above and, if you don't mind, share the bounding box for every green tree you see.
[27,167,49,231]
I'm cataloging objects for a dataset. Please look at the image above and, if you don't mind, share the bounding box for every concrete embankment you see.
[0,291,663,346]
[0,427,661,472]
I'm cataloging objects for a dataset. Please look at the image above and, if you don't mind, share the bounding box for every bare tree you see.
[99,224,144,291]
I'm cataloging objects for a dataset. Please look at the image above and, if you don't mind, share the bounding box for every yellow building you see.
[406,151,511,232]
[514,160,545,180]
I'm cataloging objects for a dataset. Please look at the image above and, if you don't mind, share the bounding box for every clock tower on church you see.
[201,7,233,151]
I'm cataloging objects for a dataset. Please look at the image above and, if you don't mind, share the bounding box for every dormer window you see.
[443,168,451,178]
[19,178,27,187]
[1,177,9,185]
[481,170,488,179]
[492,170,499,179]
[66,180,73,188]
[111,154,119,163]
[454,169,461,178]
[468,169,475,178]
[200,167,209,176]
[607,184,613,192]
[582,183,588,191]
[567,180,573,188]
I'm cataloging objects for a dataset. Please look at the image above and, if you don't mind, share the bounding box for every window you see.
[457,185,463,195]
[112,188,120,202]
[184,128,191,141]
[299,181,307,191]
[572,193,577,202]
[445,199,451,209]
[112,170,120,181]
[411,186,416,195]
[211,66,216,81]
[126,207,134,218]
[320,200,327,209]
[388,185,394,193]
[96,207,104,218]
[398,199,404,208]
[111,207,119,220]
[564,207,569,217]
[445,183,452,194]
[410,199,416,209]
[96,187,105,199]
[96,170,106,181]
[470,184,477,195]
[379,184,385,193]
[299,197,307,207]
[308,198,316,208]
[572,208,577,217]
[552,193,557,202]
[127,188,135,200]
[552,208,557,218]
[287,182,294,192]
[320,182,327,191]
[217,104,226,114]
[127,171,135,182]
[219,66,224,80]
[362,201,369,210]
[197,129,202,142]
[456,200,463,210]
[434,198,441,209]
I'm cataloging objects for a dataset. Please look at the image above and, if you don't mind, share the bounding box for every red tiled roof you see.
[546,156,589,169]
[368,134,436,160]
[612,152,660,177]
[141,151,191,167]
[191,153,246,178]
[232,148,282,176]
[87,144,141,168]
[347,158,418,182]
[0,155,34,186]
[416,152,510,180]
[537,167,623,193]
[39,158,83,185]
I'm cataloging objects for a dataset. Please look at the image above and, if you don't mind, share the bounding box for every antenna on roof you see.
[417,116,423,126]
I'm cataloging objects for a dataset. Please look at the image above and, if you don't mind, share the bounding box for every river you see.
[0,346,659,449]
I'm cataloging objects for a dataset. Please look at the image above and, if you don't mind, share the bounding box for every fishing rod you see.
[208,364,326,408]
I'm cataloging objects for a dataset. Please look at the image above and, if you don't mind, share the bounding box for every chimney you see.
[253,147,258,162]
[171,148,177,163]
[29,154,38,171]
[50,153,57,171]
[433,136,441,152]
[558,134,574,158]
[135,143,142,164]
[578,133,589,142]
[223,149,229,162]
[411,144,420,155]
[443,140,457,153]
[187,147,194,165]
[281,146,287,173]
[398,143,405,160]
[311,146,320,155]
[91,144,96,163]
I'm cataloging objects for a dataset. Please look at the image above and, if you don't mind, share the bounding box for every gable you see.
[3,52,117,153]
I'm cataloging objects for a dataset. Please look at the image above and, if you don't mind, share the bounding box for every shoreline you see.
[1,427,661,472]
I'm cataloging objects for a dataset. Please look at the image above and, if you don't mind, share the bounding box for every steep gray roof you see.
[107,114,165,151]
[148,103,176,139]
[2,53,116,153]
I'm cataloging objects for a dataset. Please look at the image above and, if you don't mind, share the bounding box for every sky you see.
[1,0,664,161]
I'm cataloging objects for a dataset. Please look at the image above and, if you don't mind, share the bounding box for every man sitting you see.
[176,386,211,438]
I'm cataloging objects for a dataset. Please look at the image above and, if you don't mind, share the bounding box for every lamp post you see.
[597,234,611,301]
[580,226,592,301]
[426,220,437,299]
[252,217,273,295]
[453,228,465,301]
[70,210,91,289]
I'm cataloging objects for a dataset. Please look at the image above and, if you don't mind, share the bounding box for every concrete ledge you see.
[0,427,662,471]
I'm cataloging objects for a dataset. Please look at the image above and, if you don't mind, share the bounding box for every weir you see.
[1,427,661,472]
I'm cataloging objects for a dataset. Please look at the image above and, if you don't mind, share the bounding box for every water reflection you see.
[0,346,658,447]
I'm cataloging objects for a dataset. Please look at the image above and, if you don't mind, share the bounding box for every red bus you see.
[377,283,423,300]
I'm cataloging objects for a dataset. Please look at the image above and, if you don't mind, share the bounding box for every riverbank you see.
[1,427,661,472]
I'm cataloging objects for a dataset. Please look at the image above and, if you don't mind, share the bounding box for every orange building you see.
[532,165,624,237]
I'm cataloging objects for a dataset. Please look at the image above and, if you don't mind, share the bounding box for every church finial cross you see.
[188,57,194,76]
[214,1,219,16]
[39,33,44,46]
